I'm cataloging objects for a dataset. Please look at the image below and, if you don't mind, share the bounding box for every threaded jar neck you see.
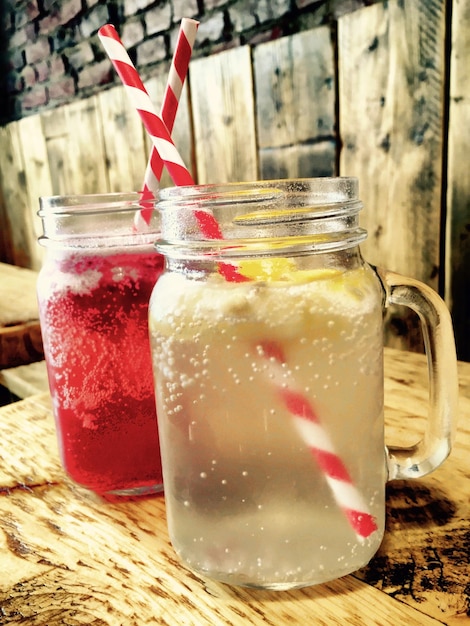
[38,192,160,249]
[156,178,367,260]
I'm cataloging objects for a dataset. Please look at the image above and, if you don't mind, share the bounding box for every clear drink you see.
[149,178,457,590]
[149,263,386,588]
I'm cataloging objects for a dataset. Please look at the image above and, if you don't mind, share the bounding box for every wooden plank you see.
[338,1,446,352]
[16,114,54,270]
[145,67,194,190]
[64,96,109,194]
[41,96,109,196]
[0,262,43,369]
[254,27,336,178]
[98,85,148,193]
[40,107,71,196]
[0,123,34,268]
[190,46,257,184]
[446,0,470,362]
[356,348,470,625]
[0,360,48,398]
[259,142,336,180]
[338,0,445,284]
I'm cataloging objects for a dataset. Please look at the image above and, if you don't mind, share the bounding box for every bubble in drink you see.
[38,247,164,495]
[149,264,386,588]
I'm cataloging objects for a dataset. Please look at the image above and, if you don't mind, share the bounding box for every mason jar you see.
[37,192,163,496]
[148,178,458,589]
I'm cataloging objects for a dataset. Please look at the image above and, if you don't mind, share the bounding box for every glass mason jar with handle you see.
[37,192,164,497]
[148,178,458,590]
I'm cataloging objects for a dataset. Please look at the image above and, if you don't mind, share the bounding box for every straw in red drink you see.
[137,18,199,230]
[98,25,195,188]
[99,28,377,539]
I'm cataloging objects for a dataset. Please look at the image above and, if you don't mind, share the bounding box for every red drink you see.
[37,193,163,496]
[38,248,163,494]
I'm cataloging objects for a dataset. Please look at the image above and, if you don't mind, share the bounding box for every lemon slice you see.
[237,258,342,284]
[238,257,297,281]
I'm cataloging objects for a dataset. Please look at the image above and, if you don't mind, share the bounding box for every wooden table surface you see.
[0,348,469,625]
[0,262,43,369]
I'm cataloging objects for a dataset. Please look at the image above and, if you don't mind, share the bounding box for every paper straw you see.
[98,24,195,188]
[136,18,199,230]
[257,341,378,540]
[99,25,376,539]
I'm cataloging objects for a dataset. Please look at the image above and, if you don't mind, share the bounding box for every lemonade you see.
[149,261,387,588]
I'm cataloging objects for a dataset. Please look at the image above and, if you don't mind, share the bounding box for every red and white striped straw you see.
[98,24,376,540]
[257,341,378,540]
[137,18,199,230]
[98,24,195,189]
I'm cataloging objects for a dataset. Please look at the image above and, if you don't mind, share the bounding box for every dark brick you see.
[35,60,50,82]
[10,27,28,48]
[49,54,66,77]
[38,12,62,35]
[228,5,257,33]
[145,2,172,36]
[173,0,199,21]
[60,0,83,25]
[8,47,25,70]
[79,3,110,38]
[21,64,36,87]
[50,27,77,53]
[5,71,24,95]
[77,59,113,89]
[122,19,145,49]
[64,41,95,70]
[26,0,40,20]
[48,75,76,99]
[0,8,13,32]
[15,9,29,29]
[25,36,51,63]
[25,22,36,41]
[123,0,155,18]
[43,0,58,12]
[296,0,325,7]
[22,85,48,111]
[196,13,225,44]
[204,0,230,8]
[136,36,167,67]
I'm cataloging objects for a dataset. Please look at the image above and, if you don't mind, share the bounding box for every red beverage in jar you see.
[37,193,163,496]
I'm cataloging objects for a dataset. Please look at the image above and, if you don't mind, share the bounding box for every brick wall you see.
[0,0,376,126]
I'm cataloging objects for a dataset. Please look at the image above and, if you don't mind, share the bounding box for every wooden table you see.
[0,348,469,625]
[0,262,43,369]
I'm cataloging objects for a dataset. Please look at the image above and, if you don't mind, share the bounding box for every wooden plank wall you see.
[0,0,468,359]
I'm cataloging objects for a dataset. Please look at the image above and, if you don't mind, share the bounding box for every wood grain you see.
[338,0,446,284]
[0,262,43,369]
[446,0,470,361]
[190,46,258,184]
[16,115,52,270]
[0,123,34,269]
[254,27,336,179]
[0,5,468,362]
[98,85,148,194]
[338,0,446,353]
[0,350,468,624]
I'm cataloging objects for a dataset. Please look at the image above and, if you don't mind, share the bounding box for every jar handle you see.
[375,267,459,481]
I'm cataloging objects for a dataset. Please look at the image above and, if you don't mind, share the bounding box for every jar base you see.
[104,483,164,498]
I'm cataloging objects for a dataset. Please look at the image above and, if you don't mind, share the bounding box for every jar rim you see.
[38,192,147,215]
[158,177,359,205]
